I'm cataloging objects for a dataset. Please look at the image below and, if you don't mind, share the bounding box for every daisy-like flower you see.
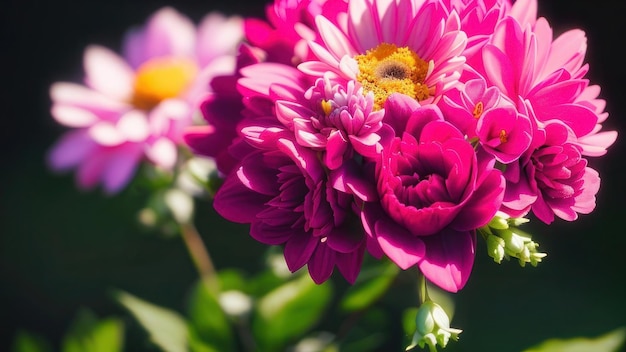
[47,7,243,193]
[299,0,467,109]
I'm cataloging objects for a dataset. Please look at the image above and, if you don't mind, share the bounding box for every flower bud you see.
[406,301,462,352]
[480,213,547,267]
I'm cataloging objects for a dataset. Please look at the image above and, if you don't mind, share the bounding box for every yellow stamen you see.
[132,57,198,110]
[499,129,508,143]
[473,102,484,119]
[321,100,333,116]
[354,43,430,110]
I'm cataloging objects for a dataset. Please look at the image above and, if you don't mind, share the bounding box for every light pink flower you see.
[299,0,467,106]
[48,7,243,193]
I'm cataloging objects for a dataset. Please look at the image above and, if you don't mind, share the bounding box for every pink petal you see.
[47,130,96,170]
[83,45,134,100]
[101,144,143,194]
[50,105,98,128]
[375,217,426,270]
[418,229,475,293]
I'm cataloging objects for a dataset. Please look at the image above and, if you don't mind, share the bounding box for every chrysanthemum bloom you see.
[299,0,467,109]
[213,132,365,284]
[275,73,385,170]
[48,7,243,193]
[501,103,600,224]
[362,94,505,292]
[470,14,616,158]
[438,78,532,163]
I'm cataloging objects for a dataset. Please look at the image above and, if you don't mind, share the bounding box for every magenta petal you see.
[325,131,348,170]
[237,156,279,196]
[284,231,318,272]
[213,172,269,223]
[250,219,293,245]
[326,225,364,254]
[375,217,426,270]
[335,248,364,284]
[308,243,336,284]
[418,229,476,293]
[451,169,505,231]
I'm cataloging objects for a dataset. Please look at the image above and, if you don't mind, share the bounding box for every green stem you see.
[418,270,429,305]
[180,222,220,295]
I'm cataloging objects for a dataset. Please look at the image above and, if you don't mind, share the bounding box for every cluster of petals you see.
[189,0,615,291]
[48,7,243,193]
[362,95,505,292]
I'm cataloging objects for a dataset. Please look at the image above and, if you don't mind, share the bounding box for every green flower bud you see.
[480,213,547,267]
[486,234,505,263]
[406,301,462,352]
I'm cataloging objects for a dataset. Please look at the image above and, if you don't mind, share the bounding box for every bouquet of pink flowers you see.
[46,0,618,350]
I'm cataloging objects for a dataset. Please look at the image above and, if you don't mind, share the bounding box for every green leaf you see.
[523,327,626,352]
[340,260,399,312]
[11,330,52,352]
[114,290,188,352]
[60,308,124,352]
[186,281,235,351]
[252,274,333,351]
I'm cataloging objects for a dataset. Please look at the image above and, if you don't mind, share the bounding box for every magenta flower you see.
[47,7,243,193]
[213,132,364,284]
[299,0,467,108]
[439,78,532,163]
[276,75,385,169]
[363,95,505,292]
[502,115,601,224]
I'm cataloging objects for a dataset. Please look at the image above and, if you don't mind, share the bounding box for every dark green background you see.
[2,1,625,351]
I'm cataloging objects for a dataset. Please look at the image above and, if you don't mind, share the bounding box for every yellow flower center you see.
[354,43,430,110]
[132,57,198,110]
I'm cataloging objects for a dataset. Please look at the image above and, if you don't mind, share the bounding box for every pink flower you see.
[213,132,364,284]
[471,15,616,158]
[245,0,347,65]
[47,7,243,193]
[277,75,385,169]
[299,0,467,107]
[502,116,601,224]
[439,78,532,163]
[363,95,505,292]
[441,0,511,62]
